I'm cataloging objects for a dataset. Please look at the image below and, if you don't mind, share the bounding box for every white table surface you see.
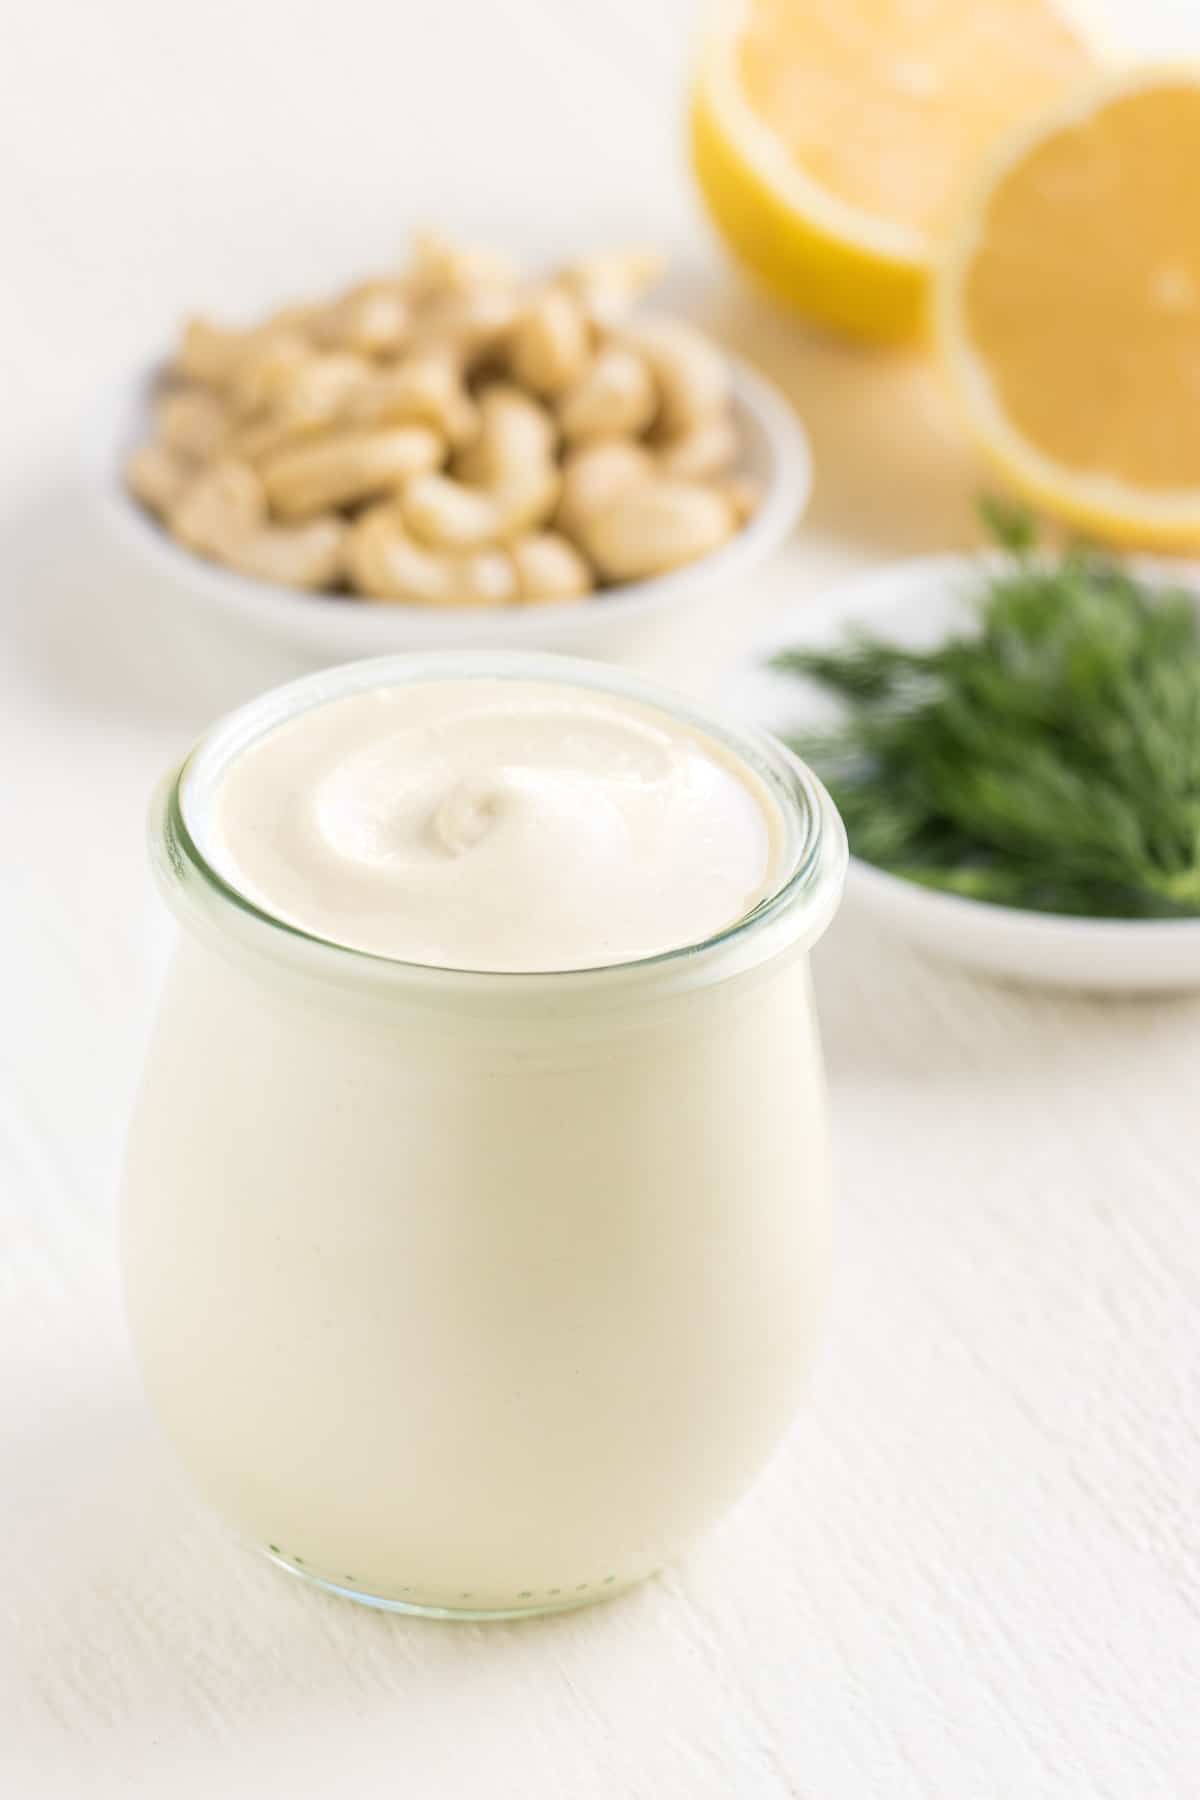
[3,3,1199,1794]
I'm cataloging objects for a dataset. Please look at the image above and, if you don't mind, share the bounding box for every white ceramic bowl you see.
[90,356,811,693]
[727,553,1200,994]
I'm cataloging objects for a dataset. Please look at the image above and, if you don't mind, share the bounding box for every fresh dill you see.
[771,511,1200,919]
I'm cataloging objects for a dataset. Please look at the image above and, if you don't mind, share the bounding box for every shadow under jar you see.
[120,652,847,1619]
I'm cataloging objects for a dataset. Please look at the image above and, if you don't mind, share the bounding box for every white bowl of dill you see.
[730,516,1200,993]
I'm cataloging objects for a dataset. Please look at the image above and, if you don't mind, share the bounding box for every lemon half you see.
[935,66,1200,548]
[690,0,1097,343]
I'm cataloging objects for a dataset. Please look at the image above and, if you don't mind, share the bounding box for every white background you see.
[3,2,1199,1795]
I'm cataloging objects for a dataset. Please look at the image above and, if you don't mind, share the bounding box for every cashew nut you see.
[222,412,313,468]
[227,332,312,419]
[126,443,193,517]
[455,384,556,484]
[510,532,593,604]
[168,458,344,587]
[400,475,508,550]
[174,317,249,387]
[310,282,410,357]
[406,232,521,303]
[214,351,373,453]
[410,285,521,368]
[402,464,561,547]
[220,345,371,458]
[168,459,266,555]
[627,319,730,438]
[262,425,444,519]
[223,516,347,590]
[655,413,740,481]
[554,439,655,540]
[346,502,516,607]
[574,479,737,582]
[351,350,478,448]
[273,351,375,430]
[507,286,591,397]
[557,345,657,443]
[560,248,665,326]
[404,385,559,547]
[157,387,230,460]
[174,313,306,389]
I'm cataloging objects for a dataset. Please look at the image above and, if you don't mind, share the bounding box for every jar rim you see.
[159,650,846,991]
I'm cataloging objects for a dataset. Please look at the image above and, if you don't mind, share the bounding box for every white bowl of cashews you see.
[92,236,811,690]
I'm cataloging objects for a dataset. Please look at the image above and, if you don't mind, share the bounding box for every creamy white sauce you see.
[123,665,839,1612]
[207,677,782,971]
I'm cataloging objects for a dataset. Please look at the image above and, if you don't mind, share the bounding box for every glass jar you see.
[120,653,847,1619]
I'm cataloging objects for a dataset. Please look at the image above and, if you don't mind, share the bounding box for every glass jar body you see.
[121,926,833,1618]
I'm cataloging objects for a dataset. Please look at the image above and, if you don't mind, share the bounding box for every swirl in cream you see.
[208,677,782,971]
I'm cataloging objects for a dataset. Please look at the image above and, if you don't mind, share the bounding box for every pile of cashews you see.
[126,234,759,606]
